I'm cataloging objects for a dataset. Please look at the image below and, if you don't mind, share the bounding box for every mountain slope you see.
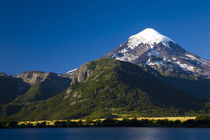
[2,72,71,117]
[10,72,71,103]
[0,73,29,106]
[104,28,210,98]
[7,58,202,121]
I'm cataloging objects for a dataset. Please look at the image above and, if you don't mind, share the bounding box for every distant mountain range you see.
[1,28,210,120]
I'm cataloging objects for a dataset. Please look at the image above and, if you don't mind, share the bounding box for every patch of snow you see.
[163,57,167,61]
[66,68,78,74]
[146,60,150,65]
[149,61,164,66]
[147,49,159,57]
[146,58,164,66]
[175,61,195,72]
[119,48,128,54]
[115,47,140,62]
[185,54,198,60]
[200,59,209,65]
[185,53,209,66]
[197,58,210,66]
[196,69,201,73]
[172,57,176,61]
[127,28,175,49]
[116,54,139,62]
[116,57,125,61]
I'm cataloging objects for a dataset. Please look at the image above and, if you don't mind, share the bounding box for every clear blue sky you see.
[0,0,210,75]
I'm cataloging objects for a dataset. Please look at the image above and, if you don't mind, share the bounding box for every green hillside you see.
[3,74,71,117]
[6,58,202,121]
[138,63,210,99]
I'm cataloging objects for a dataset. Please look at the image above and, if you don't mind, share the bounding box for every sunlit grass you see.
[18,116,196,126]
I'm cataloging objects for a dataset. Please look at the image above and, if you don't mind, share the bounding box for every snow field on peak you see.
[127,28,175,49]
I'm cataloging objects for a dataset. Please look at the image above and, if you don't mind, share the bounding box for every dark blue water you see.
[1,127,210,140]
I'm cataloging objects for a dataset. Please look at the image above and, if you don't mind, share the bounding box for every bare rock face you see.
[0,71,72,104]
[14,71,72,93]
[71,63,95,84]
[14,71,49,85]
[104,28,210,79]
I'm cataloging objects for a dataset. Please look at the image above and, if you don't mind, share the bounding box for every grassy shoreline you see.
[18,116,196,126]
[1,115,210,128]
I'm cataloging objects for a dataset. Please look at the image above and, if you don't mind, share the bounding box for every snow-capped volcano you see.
[104,28,210,78]
[127,28,174,49]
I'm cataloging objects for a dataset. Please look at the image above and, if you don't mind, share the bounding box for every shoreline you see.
[1,115,210,129]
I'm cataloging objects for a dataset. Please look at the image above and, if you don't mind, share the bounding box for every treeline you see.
[1,115,210,129]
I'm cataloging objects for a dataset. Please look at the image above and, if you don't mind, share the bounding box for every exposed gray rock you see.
[72,63,95,83]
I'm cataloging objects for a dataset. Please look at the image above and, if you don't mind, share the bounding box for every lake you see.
[1,127,210,140]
